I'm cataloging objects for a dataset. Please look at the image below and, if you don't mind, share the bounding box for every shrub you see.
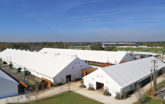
[9,63,13,68]
[115,93,121,99]
[122,91,128,98]
[88,87,95,91]
[81,80,83,84]
[104,89,111,96]
[80,84,86,88]
[88,84,95,91]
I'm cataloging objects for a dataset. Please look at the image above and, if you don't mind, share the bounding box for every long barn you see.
[39,48,133,66]
[0,49,91,85]
[83,57,165,97]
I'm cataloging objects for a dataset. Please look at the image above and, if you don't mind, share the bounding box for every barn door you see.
[96,82,104,90]
[66,75,71,83]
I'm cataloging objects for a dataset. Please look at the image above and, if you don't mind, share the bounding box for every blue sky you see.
[0,0,165,42]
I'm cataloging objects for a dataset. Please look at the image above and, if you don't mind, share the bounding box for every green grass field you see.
[117,47,165,54]
[144,99,162,104]
[22,91,102,104]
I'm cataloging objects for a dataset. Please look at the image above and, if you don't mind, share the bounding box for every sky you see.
[0,0,165,42]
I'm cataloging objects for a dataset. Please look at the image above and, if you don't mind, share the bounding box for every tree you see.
[162,49,165,54]
[91,43,103,50]
[0,43,8,51]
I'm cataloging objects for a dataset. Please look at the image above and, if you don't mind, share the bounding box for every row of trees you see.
[139,42,165,48]
[0,42,68,51]
[0,42,117,52]
[0,41,165,52]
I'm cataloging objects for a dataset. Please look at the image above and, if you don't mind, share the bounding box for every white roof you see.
[0,70,18,84]
[102,57,165,88]
[39,48,132,64]
[0,49,80,78]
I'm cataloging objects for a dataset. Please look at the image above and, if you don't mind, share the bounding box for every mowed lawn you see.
[22,91,102,104]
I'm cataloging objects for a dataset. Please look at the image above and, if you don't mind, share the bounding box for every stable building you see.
[0,49,91,85]
[83,57,165,97]
[122,51,159,59]
[102,42,138,48]
[0,70,18,98]
[39,48,134,67]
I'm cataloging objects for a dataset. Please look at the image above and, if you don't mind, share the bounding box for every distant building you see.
[102,42,138,48]
[0,70,18,98]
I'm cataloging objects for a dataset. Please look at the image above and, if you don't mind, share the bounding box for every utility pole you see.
[152,60,157,96]
[150,69,153,91]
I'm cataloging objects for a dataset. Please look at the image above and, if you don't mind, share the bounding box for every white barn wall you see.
[83,69,122,97]
[54,58,90,84]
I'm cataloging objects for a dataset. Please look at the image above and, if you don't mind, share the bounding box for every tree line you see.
[0,42,68,51]
[138,41,165,48]
[0,41,165,52]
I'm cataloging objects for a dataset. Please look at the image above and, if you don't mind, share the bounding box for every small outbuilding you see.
[83,57,165,97]
[0,70,18,98]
